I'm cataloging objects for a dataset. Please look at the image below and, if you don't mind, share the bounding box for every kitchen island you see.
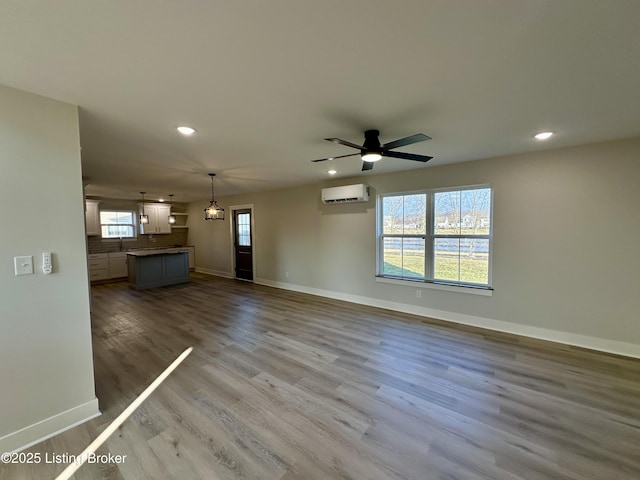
[126,248,190,290]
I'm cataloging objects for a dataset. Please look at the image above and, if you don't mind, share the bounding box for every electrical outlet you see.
[416,289,422,298]
[285,271,289,278]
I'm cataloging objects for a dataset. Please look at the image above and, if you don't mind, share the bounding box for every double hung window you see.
[378,186,492,288]
[100,211,136,238]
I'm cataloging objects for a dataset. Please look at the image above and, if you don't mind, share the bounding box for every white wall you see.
[0,85,99,452]
[187,137,640,358]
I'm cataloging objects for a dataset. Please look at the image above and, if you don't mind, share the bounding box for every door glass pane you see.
[237,213,251,246]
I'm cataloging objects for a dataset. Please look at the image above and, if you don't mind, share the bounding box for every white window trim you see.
[375,276,493,296]
[376,184,493,294]
[101,237,138,243]
[99,210,139,239]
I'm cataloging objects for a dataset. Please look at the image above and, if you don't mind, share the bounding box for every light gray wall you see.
[0,85,99,452]
[187,137,640,357]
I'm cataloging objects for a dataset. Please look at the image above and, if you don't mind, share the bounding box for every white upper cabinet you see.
[85,200,100,236]
[139,203,171,234]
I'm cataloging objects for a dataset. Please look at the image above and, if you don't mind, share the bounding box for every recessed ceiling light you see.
[534,131,554,140]
[176,125,197,136]
[327,169,337,175]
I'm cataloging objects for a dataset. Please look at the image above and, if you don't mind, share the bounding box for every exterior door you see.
[233,209,253,281]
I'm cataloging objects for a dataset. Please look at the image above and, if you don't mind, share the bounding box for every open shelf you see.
[170,212,188,228]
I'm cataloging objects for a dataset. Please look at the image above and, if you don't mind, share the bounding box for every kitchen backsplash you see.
[87,230,189,254]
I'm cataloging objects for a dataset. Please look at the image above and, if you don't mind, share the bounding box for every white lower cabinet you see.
[88,252,129,281]
[88,254,109,281]
[108,252,128,278]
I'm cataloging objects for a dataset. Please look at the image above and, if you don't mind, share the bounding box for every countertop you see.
[125,247,192,257]
[88,246,194,256]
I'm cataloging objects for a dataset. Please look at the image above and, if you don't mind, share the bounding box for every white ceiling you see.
[2,1,639,202]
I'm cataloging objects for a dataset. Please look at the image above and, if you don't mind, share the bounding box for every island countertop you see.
[126,247,190,257]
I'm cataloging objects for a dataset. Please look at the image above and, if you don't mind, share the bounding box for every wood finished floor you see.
[3,273,640,479]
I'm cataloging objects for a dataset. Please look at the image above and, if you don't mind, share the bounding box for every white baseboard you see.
[254,277,640,359]
[194,267,233,278]
[0,398,101,454]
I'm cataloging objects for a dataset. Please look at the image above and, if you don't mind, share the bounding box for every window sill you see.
[376,276,493,296]
[101,238,138,242]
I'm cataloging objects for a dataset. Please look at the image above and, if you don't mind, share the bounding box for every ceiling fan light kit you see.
[361,152,382,162]
[312,129,433,171]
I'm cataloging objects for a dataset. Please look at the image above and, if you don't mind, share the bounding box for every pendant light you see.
[203,173,224,221]
[139,192,149,225]
[168,194,176,224]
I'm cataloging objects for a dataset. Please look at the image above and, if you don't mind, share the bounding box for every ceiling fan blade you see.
[383,150,433,162]
[311,153,359,163]
[382,133,431,150]
[325,137,363,150]
[361,161,374,171]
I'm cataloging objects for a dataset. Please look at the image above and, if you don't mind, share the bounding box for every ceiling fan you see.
[312,129,433,171]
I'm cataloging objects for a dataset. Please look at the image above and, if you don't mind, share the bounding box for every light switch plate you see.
[14,256,34,275]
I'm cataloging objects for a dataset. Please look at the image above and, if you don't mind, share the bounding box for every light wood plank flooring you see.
[3,273,640,479]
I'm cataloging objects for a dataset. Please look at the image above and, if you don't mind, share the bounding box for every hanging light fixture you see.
[168,194,176,224]
[203,173,224,221]
[139,192,149,225]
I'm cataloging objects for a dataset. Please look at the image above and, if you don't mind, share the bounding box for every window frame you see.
[99,210,138,239]
[376,184,493,292]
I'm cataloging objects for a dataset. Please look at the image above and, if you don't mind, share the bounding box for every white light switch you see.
[14,256,34,276]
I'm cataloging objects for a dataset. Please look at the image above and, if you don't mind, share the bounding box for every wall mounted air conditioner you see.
[321,184,370,204]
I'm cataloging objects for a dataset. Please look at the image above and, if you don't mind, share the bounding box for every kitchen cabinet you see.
[85,200,100,236]
[139,203,171,234]
[89,252,128,282]
[127,250,190,289]
[108,252,128,278]
[88,253,109,281]
[186,246,195,270]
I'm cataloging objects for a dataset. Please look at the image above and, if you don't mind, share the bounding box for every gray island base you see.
[127,249,190,290]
